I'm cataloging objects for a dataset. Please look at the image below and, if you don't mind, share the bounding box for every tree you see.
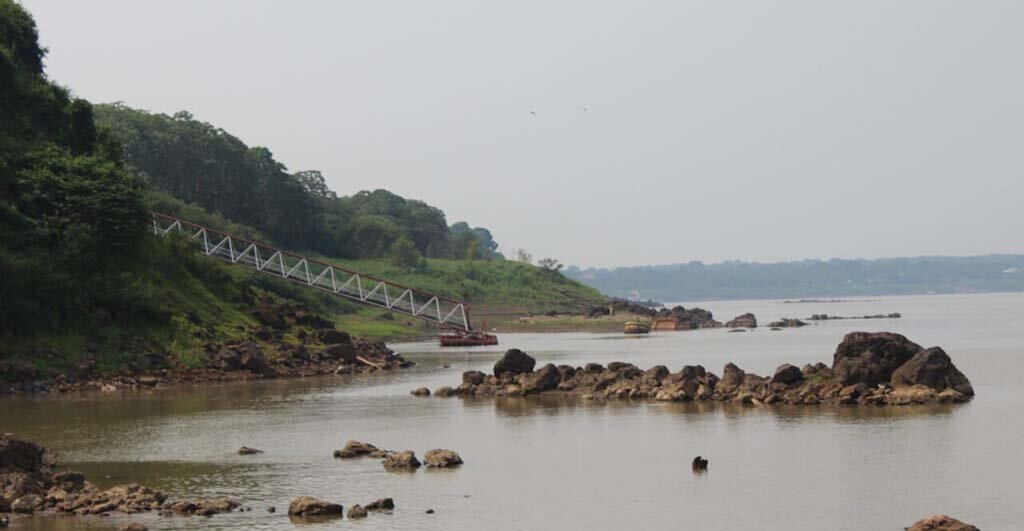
[516,249,533,264]
[293,169,337,200]
[465,239,480,261]
[538,258,563,273]
[389,235,423,269]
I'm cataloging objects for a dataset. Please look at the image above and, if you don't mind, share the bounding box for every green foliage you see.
[389,235,424,269]
[93,104,503,261]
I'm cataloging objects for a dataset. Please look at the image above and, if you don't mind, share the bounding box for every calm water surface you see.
[3,293,1023,530]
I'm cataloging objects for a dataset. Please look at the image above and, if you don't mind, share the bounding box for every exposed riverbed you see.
[2,293,1023,530]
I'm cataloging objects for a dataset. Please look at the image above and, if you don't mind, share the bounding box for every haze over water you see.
[4,293,1023,530]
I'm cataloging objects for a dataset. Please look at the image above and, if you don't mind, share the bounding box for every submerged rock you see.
[287,496,343,517]
[410,387,431,397]
[424,449,464,468]
[237,446,263,455]
[334,440,387,459]
[347,504,367,519]
[365,498,395,512]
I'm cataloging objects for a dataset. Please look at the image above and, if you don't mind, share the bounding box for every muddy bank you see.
[432,332,974,406]
[0,299,412,396]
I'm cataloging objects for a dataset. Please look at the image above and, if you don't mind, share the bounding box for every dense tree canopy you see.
[93,104,502,261]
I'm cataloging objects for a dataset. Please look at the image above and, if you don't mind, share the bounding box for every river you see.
[3,292,1022,530]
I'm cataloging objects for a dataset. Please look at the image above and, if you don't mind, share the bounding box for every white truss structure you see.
[151,212,472,331]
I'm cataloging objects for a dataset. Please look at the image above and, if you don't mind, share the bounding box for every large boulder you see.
[287,496,343,517]
[832,332,923,386]
[772,364,803,385]
[493,349,535,376]
[720,363,746,388]
[725,313,758,328]
[423,449,463,468]
[235,343,269,373]
[906,514,979,531]
[891,347,974,396]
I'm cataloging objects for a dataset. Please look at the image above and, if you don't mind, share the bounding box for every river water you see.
[2,293,1023,530]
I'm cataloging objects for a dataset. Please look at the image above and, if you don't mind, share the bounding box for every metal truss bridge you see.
[151,212,472,331]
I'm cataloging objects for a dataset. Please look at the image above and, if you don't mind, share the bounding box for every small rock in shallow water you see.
[237,446,263,455]
[424,449,463,468]
[365,498,395,512]
[906,514,979,531]
[410,387,431,397]
[347,504,367,519]
[426,509,435,514]
[267,506,276,513]
[383,451,420,470]
[287,496,343,517]
[691,455,708,472]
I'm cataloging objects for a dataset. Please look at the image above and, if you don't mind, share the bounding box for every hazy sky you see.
[22,1,1024,268]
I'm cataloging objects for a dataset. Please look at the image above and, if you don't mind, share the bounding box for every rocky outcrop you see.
[287,496,343,517]
[768,318,807,328]
[725,313,757,328]
[365,498,395,512]
[890,347,974,396]
[333,440,387,459]
[654,306,722,330]
[494,349,536,376]
[906,514,979,531]
[0,433,238,518]
[423,449,463,468]
[435,338,973,406]
[833,332,922,386]
[382,451,421,470]
[347,504,367,519]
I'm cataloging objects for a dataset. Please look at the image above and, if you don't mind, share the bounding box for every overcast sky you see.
[22,0,1024,268]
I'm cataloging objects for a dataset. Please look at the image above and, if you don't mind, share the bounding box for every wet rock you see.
[334,441,386,459]
[237,446,263,455]
[772,364,803,385]
[724,313,757,328]
[383,451,421,470]
[287,496,343,517]
[832,332,923,386]
[720,363,746,388]
[195,498,241,516]
[347,504,367,519]
[521,364,561,394]
[493,349,536,376]
[434,386,456,397]
[424,449,463,468]
[365,498,394,512]
[462,371,485,386]
[584,363,604,374]
[691,456,708,472]
[890,347,974,396]
[410,387,431,397]
[906,514,979,531]
[267,506,276,513]
[11,493,42,513]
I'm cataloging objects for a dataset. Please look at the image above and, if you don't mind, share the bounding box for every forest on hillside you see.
[567,255,1024,301]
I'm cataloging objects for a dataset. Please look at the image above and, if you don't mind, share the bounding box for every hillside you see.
[567,255,1024,301]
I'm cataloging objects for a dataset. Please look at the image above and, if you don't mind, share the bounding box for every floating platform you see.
[439,330,499,347]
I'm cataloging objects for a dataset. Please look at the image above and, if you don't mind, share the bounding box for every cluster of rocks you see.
[333,441,463,470]
[809,312,902,320]
[429,332,974,406]
[288,495,395,521]
[768,318,808,328]
[588,298,663,318]
[0,434,239,520]
[724,313,757,328]
[1,297,411,395]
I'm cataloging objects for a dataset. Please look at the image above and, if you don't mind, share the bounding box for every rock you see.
[195,498,241,516]
[721,363,746,387]
[772,364,804,385]
[323,343,357,363]
[426,508,435,514]
[725,313,757,328]
[120,524,148,531]
[383,451,420,470]
[235,343,269,373]
[287,496,343,517]
[768,318,807,328]
[365,498,394,512]
[255,305,288,329]
[691,456,708,472]
[906,514,980,531]
[890,347,974,396]
[886,385,937,405]
[462,371,485,386]
[318,330,351,345]
[642,365,670,384]
[267,506,276,513]
[434,386,456,397]
[493,349,536,376]
[11,494,41,513]
[410,387,431,397]
[832,332,923,386]
[424,449,463,468]
[583,363,604,373]
[237,446,263,455]
[347,504,367,518]
[521,364,561,394]
[334,441,385,459]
